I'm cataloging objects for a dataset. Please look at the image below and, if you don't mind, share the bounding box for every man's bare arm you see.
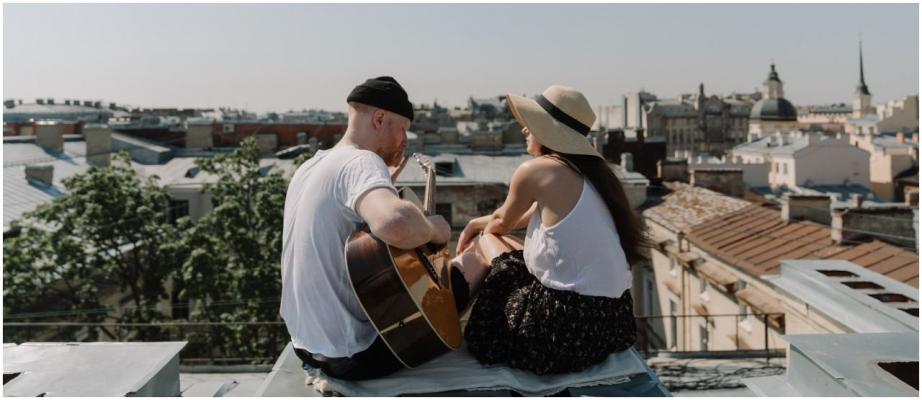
[355,188,450,249]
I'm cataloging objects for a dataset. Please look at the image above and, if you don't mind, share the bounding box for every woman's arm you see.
[484,162,539,235]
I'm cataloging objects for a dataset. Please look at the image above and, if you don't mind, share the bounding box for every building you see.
[598,130,667,182]
[639,182,918,355]
[875,95,919,134]
[616,85,752,157]
[731,131,870,190]
[748,64,799,138]
[851,131,918,201]
[3,124,126,233]
[797,103,851,133]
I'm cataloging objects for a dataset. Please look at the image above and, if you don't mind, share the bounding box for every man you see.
[280,76,451,380]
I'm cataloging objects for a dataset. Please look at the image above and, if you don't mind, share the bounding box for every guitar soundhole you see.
[415,248,441,286]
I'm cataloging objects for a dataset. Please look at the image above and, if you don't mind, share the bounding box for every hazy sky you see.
[4,3,919,113]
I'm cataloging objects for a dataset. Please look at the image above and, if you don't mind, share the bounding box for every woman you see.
[452,85,646,375]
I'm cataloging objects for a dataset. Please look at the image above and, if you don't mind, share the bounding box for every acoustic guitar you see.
[344,154,461,368]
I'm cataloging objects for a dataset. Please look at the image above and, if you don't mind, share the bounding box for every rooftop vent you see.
[841,281,884,290]
[258,165,273,177]
[878,362,918,390]
[869,293,914,303]
[899,308,918,317]
[4,99,15,109]
[4,372,21,385]
[25,165,54,186]
[817,269,859,278]
[435,161,454,177]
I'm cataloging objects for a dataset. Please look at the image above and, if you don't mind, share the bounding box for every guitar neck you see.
[423,167,436,215]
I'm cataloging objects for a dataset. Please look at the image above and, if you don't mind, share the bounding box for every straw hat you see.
[507,85,600,158]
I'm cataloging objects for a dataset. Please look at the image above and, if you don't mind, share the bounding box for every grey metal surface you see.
[744,333,918,396]
[3,341,187,397]
[765,259,918,333]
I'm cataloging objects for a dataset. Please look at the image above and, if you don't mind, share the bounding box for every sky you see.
[3,3,919,113]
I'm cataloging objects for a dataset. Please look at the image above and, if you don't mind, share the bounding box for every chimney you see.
[896,132,905,143]
[831,209,845,244]
[621,153,634,172]
[4,99,15,109]
[36,99,45,105]
[47,98,54,105]
[25,165,54,186]
[905,187,919,207]
[184,120,214,150]
[308,137,319,155]
[852,194,863,208]
[35,121,63,153]
[82,123,112,167]
[781,194,832,225]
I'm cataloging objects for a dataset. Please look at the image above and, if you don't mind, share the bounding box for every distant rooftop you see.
[643,182,752,232]
[686,204,919,286]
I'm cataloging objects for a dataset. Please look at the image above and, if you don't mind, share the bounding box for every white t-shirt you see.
[280,145,397,358]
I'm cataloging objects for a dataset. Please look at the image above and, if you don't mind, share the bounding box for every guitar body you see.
[344,229,462,368]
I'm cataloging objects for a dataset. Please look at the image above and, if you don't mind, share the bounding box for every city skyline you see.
[3,3,919,113]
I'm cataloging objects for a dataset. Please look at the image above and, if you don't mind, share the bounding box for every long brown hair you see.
[541,146,648,266]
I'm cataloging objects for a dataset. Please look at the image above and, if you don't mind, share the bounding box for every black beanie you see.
[346,76,414,122]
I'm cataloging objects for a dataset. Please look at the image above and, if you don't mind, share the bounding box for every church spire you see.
[856,38,871,96]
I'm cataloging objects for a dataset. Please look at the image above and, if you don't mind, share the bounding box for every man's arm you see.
[355,187,450,250]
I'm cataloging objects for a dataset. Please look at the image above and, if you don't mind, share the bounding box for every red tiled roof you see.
[686,204,919,287]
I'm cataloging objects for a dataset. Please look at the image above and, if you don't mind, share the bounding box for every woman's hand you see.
[456,216,489,255]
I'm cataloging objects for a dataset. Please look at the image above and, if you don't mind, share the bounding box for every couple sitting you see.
[280,76,644,381]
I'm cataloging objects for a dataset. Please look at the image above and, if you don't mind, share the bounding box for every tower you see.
[763,63,784,100]
[853,39,873,118]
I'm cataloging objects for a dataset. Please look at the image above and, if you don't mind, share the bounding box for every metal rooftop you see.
[744,333,918,396]
[3,342,186,396]
[766,259,918,333]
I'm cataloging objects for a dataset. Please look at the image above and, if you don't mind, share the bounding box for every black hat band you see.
[536,94,590,136]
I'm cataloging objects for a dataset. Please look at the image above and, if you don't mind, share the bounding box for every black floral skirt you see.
[463,250,637,375]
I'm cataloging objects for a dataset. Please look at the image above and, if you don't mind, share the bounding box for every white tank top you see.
[524,179,632,298]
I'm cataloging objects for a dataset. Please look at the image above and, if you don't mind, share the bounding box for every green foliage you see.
[173,137,291,360]
[4,153,180,341]
[5,139,312,362]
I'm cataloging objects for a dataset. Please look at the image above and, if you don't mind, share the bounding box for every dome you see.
[750,98,797,121]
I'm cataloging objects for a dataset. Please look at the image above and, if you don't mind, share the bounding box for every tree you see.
[3,153,180,342]
[173,137,292,361]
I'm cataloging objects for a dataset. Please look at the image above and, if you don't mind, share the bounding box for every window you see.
[739,303,753,332]
[698,278,710,302]
[783,163,788,175]
[669,258,678,277]
[169,200,190,224]
[644,277,656,315]
[435,161,455,177]
[222,124,235,133]
[669,299,679,350]
[435,203,453,226]
[699,321,709,351]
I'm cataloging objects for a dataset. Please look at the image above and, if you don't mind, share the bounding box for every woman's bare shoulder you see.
[515,156,578,185]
